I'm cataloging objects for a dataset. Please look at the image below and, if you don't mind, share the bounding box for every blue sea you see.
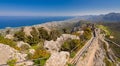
[0,16,74,29]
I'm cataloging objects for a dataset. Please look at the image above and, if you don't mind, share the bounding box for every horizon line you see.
[0,12,119,16]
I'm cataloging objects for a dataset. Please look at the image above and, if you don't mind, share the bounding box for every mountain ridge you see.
[77,12,120,22]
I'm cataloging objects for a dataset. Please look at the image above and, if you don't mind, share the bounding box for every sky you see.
[0,0,120,16]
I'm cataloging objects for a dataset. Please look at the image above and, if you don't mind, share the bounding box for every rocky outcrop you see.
[45,51,70,66]
[23,26,33,36]
[44,34,79,66]
[44,34,79,53]
[17,41,31,48]
[0,43,33,66]
[5,34,14,39]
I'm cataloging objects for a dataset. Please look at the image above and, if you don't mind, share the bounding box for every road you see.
[70,28,97,66]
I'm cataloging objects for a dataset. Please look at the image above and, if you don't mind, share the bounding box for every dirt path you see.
[70,28,101,66]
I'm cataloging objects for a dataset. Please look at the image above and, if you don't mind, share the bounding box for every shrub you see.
[28,48,50,59]
[0,36,20,50]
[97,25,111,36]
[72,32,80,36]
[7,59,17,66]
[61,41,71,51]
[82,27,92,40]
[31,27,38,37]
[33,58,49,66]
[38,27,50,40]
[20,44,30,52]
[61,39,82,52]
[26,36,40,46]
[70,51,76,58]
[68,63,75,66]
[14,31,25,41]
[49,30,61,41]
[61,39,85,58]
[6,29,10,34]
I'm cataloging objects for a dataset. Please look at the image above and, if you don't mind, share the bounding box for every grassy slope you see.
[100,22,120,58]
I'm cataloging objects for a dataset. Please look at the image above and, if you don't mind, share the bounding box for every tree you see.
[14,31,25,41]
[83,27,92,40]
[6,29,10,34]
[50,30,61,41]
[61,39,81,52]
[26,36,39,46]
[38,27,50,40]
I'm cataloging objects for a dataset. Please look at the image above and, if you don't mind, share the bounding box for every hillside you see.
[0,19,119,66]
[99,22,120,59]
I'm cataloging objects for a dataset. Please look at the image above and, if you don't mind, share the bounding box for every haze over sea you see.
[0,16,73,29]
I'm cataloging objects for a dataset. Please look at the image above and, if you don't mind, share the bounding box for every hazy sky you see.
[0,0,120,16]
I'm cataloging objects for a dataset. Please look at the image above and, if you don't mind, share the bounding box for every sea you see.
[0,16,74,29]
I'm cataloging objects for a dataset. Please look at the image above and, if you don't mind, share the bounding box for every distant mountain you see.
[78,12,120,22]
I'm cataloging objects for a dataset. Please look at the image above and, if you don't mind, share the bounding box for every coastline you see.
[0,17,80,31]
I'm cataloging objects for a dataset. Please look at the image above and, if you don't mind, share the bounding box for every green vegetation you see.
[72,32,80,36]
[0,36,20,50]
[50,30,61,41]
[70,52,76,58]
[61,26,92,58]
[25,27,40,45]
[20,44,30,52]
[109,43,120,58]
[61,39,81,52]
[62,28,71,34]
[38,27,50,40]
[97,25,111,36]
[6,29,10,34]
[14,27,62,46]
[26,36,41,46]
[28,47,50,66]
[14,30,25,41]
[33,58,49,66]
[28,42,50,59]
[29,49,50,59]
[102,41,107,51]
[99,22,120,58]
[82,27,92,40]
[104,57,112,66]
[68,63,75,66]
[117,58,120,62]
[61,39,84,58]
[13,27,52,66]
[7,59,17,66]
[102,22,120,44]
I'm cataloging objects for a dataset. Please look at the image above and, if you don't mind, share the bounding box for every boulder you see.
[5,34,14,39]
[45,51,70,66]
[17,41,31,48]
[0,43,33,65]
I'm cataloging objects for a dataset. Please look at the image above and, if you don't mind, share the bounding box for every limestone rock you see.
[29,49,35,55]
[23,27,32,36]
[0,43,33,65]
[45,51,70,66]
[5,34,14,39]
[17,41,31,48]
[44,34,79,53]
